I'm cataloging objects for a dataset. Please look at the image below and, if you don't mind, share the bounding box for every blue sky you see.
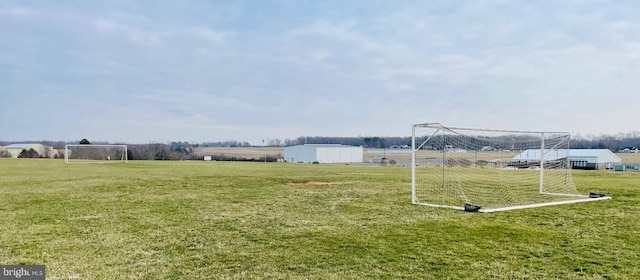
[1,0,638,144]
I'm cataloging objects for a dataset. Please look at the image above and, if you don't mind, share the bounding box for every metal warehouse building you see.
[512,149,622,170]
[284,144,363,164]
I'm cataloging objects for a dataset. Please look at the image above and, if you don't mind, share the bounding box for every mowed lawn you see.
[0,160,639,279]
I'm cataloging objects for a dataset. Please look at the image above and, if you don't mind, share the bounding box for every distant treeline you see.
[569,133,640,151]
[202,137,412,147]
[121,142,284,161]
[278,136,408,148]
[1,131,638,161]
[269,134,640,151]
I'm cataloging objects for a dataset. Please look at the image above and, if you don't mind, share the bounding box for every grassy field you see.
[0,159,639,279]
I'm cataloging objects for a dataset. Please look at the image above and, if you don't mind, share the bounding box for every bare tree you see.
[41,141,52,158]
[0,149,11,158]
[268,138,283,146]
[187,145,201,160]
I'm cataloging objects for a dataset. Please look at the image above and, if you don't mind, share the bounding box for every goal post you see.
[411,123,611,213]
[64,144,128,164]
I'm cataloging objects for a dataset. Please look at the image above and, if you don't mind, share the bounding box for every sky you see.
[1,0,639,144]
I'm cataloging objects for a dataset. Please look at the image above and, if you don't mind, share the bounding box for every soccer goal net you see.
[411,123,611,213]
[65,144,128,164]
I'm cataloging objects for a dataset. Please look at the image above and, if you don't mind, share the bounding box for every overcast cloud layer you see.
[1,0,639,144]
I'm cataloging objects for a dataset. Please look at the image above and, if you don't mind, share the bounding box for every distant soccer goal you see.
[64,144,128,164]
[411,123,611,213]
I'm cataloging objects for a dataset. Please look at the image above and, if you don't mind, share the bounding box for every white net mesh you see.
[412,124,591,212]
[65,145,127,163]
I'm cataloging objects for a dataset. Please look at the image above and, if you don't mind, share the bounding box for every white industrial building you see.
[512,149,622,170]
[284,144,363,164]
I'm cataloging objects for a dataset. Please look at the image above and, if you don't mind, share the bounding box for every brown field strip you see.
[365,150,518,162]
[198,147,284,159]
[196,147,640,163]
[617,153,640,163]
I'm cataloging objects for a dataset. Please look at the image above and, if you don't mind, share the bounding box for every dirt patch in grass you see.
[287,181,343,186]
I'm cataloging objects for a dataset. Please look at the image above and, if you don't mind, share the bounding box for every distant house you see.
[389,145,410,149]
[2,143,55,158]
[444,145,466,153]
[618,147,638,153]
[512,149,622,170]
[480,146,498,152]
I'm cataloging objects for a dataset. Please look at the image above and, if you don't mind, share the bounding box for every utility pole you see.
[263,139,266,163]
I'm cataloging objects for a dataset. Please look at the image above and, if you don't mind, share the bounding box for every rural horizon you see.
[2,129,639,146]
[2,1,640,278]
[3,131,639,163]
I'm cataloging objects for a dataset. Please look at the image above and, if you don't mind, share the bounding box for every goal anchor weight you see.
[464,203,481,212]
[588,192,607,198]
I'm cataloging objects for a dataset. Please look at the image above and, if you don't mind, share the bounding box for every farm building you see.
[618,147,638,153]
[512,149,622,170]
[284,144,363,164]
[1,143,55,158]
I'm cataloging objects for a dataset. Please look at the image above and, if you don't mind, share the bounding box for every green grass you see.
[0,159,639,279]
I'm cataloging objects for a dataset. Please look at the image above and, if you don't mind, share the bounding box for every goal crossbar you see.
[414,123,570,135]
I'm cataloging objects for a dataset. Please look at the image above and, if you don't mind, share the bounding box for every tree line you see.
[1,131,638,160]
[268,134,640,151]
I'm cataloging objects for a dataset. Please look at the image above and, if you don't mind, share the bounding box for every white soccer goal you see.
[64,144,128,164]
[411,123,611,213]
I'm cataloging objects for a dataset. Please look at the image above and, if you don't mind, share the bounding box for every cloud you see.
[1,1,640,143]
[0,5,35,17]
[384,83,414,92]
[133,89,260,115]
[291,20,382,52]
[190,26,226,44]
[93,19,161,45]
